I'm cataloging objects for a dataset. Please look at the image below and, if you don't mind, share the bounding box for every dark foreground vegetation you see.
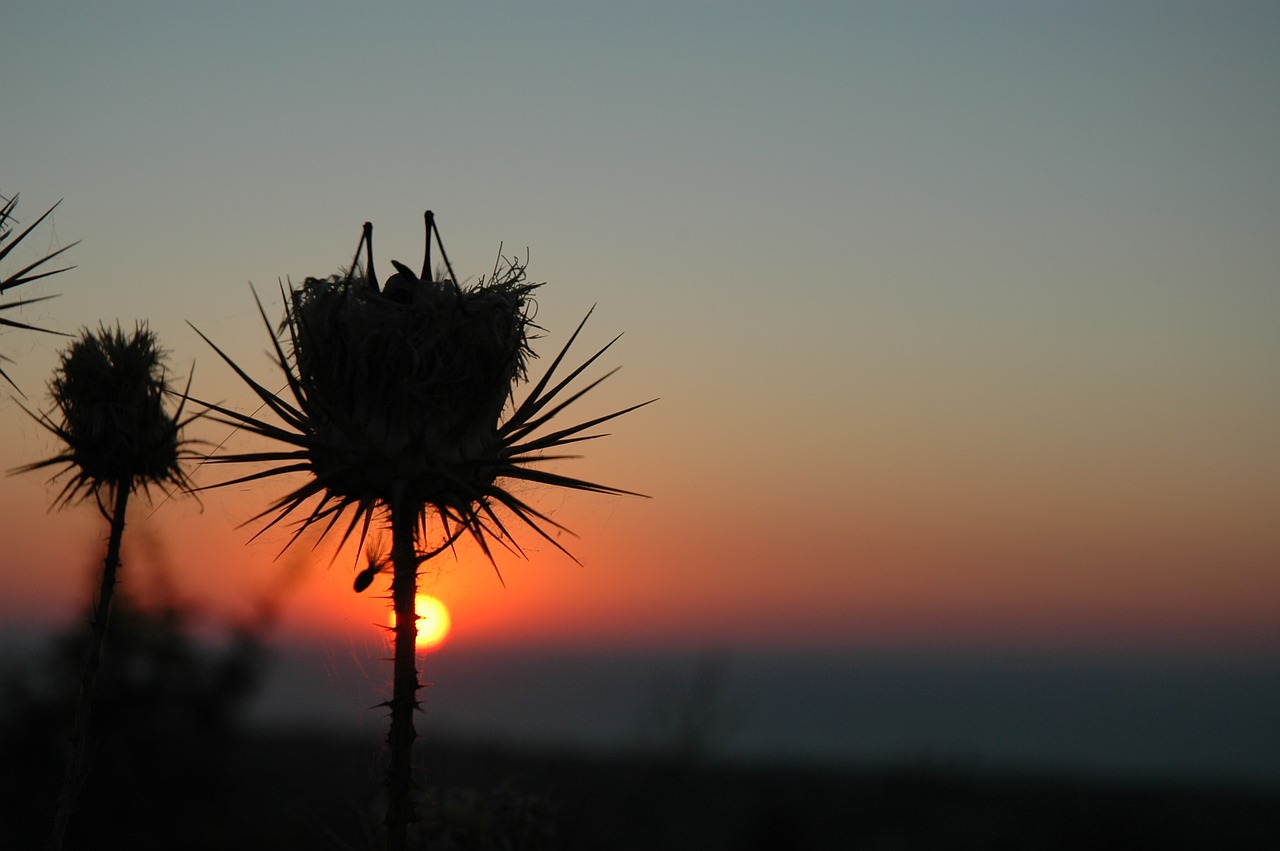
[3,727,1278,850]
[2,603,1277,849]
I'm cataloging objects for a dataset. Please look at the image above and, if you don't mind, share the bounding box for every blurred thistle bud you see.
[17,323,192,506]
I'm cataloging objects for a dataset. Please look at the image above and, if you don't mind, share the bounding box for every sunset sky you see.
[3,2,1278,658]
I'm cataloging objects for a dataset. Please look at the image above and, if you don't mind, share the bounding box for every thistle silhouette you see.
[0,194,78,392]
[13,323,194,849]
[193,212,651,849]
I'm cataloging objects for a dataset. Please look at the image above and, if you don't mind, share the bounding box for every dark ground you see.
[3,603,1277,849]
[3,727,1279,850]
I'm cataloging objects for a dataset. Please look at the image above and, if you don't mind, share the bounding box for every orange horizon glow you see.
[3,499,1278,659]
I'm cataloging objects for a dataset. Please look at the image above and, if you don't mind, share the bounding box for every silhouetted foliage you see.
[0,597,266,848]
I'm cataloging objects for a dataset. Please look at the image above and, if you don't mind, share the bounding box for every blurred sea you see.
[245,640,1280,792]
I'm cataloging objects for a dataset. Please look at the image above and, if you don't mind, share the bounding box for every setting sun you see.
[389,594,451,651]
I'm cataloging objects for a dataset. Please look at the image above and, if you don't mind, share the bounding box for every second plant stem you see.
[49,482,131,851]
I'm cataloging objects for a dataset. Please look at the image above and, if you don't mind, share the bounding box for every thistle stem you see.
[49,482,131,851]
[385,499,421,851]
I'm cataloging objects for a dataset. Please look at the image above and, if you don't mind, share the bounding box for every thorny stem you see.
[385,495,422,851]
[49,482,131,851]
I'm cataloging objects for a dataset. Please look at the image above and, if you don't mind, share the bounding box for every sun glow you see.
[389,594,452,651]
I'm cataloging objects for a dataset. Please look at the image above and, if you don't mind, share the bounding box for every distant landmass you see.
[248,639,1280,792]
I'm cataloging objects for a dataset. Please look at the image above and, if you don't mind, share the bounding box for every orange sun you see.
[389,594,452,651]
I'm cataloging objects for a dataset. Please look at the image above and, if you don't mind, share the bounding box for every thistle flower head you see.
[15,323,192,509]
[194,213,652,572]
[289,255,538,507]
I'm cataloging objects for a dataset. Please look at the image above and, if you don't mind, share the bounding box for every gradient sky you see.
[2,2,1278,656]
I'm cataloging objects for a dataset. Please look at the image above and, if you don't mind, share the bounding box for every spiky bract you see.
[17,324,192,509]
[0,194,78,390]
[194,218,652,566]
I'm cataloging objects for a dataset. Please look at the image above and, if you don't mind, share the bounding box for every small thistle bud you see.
[353,567,377,593]
[16,323,191,506]
[353,554,384,593]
